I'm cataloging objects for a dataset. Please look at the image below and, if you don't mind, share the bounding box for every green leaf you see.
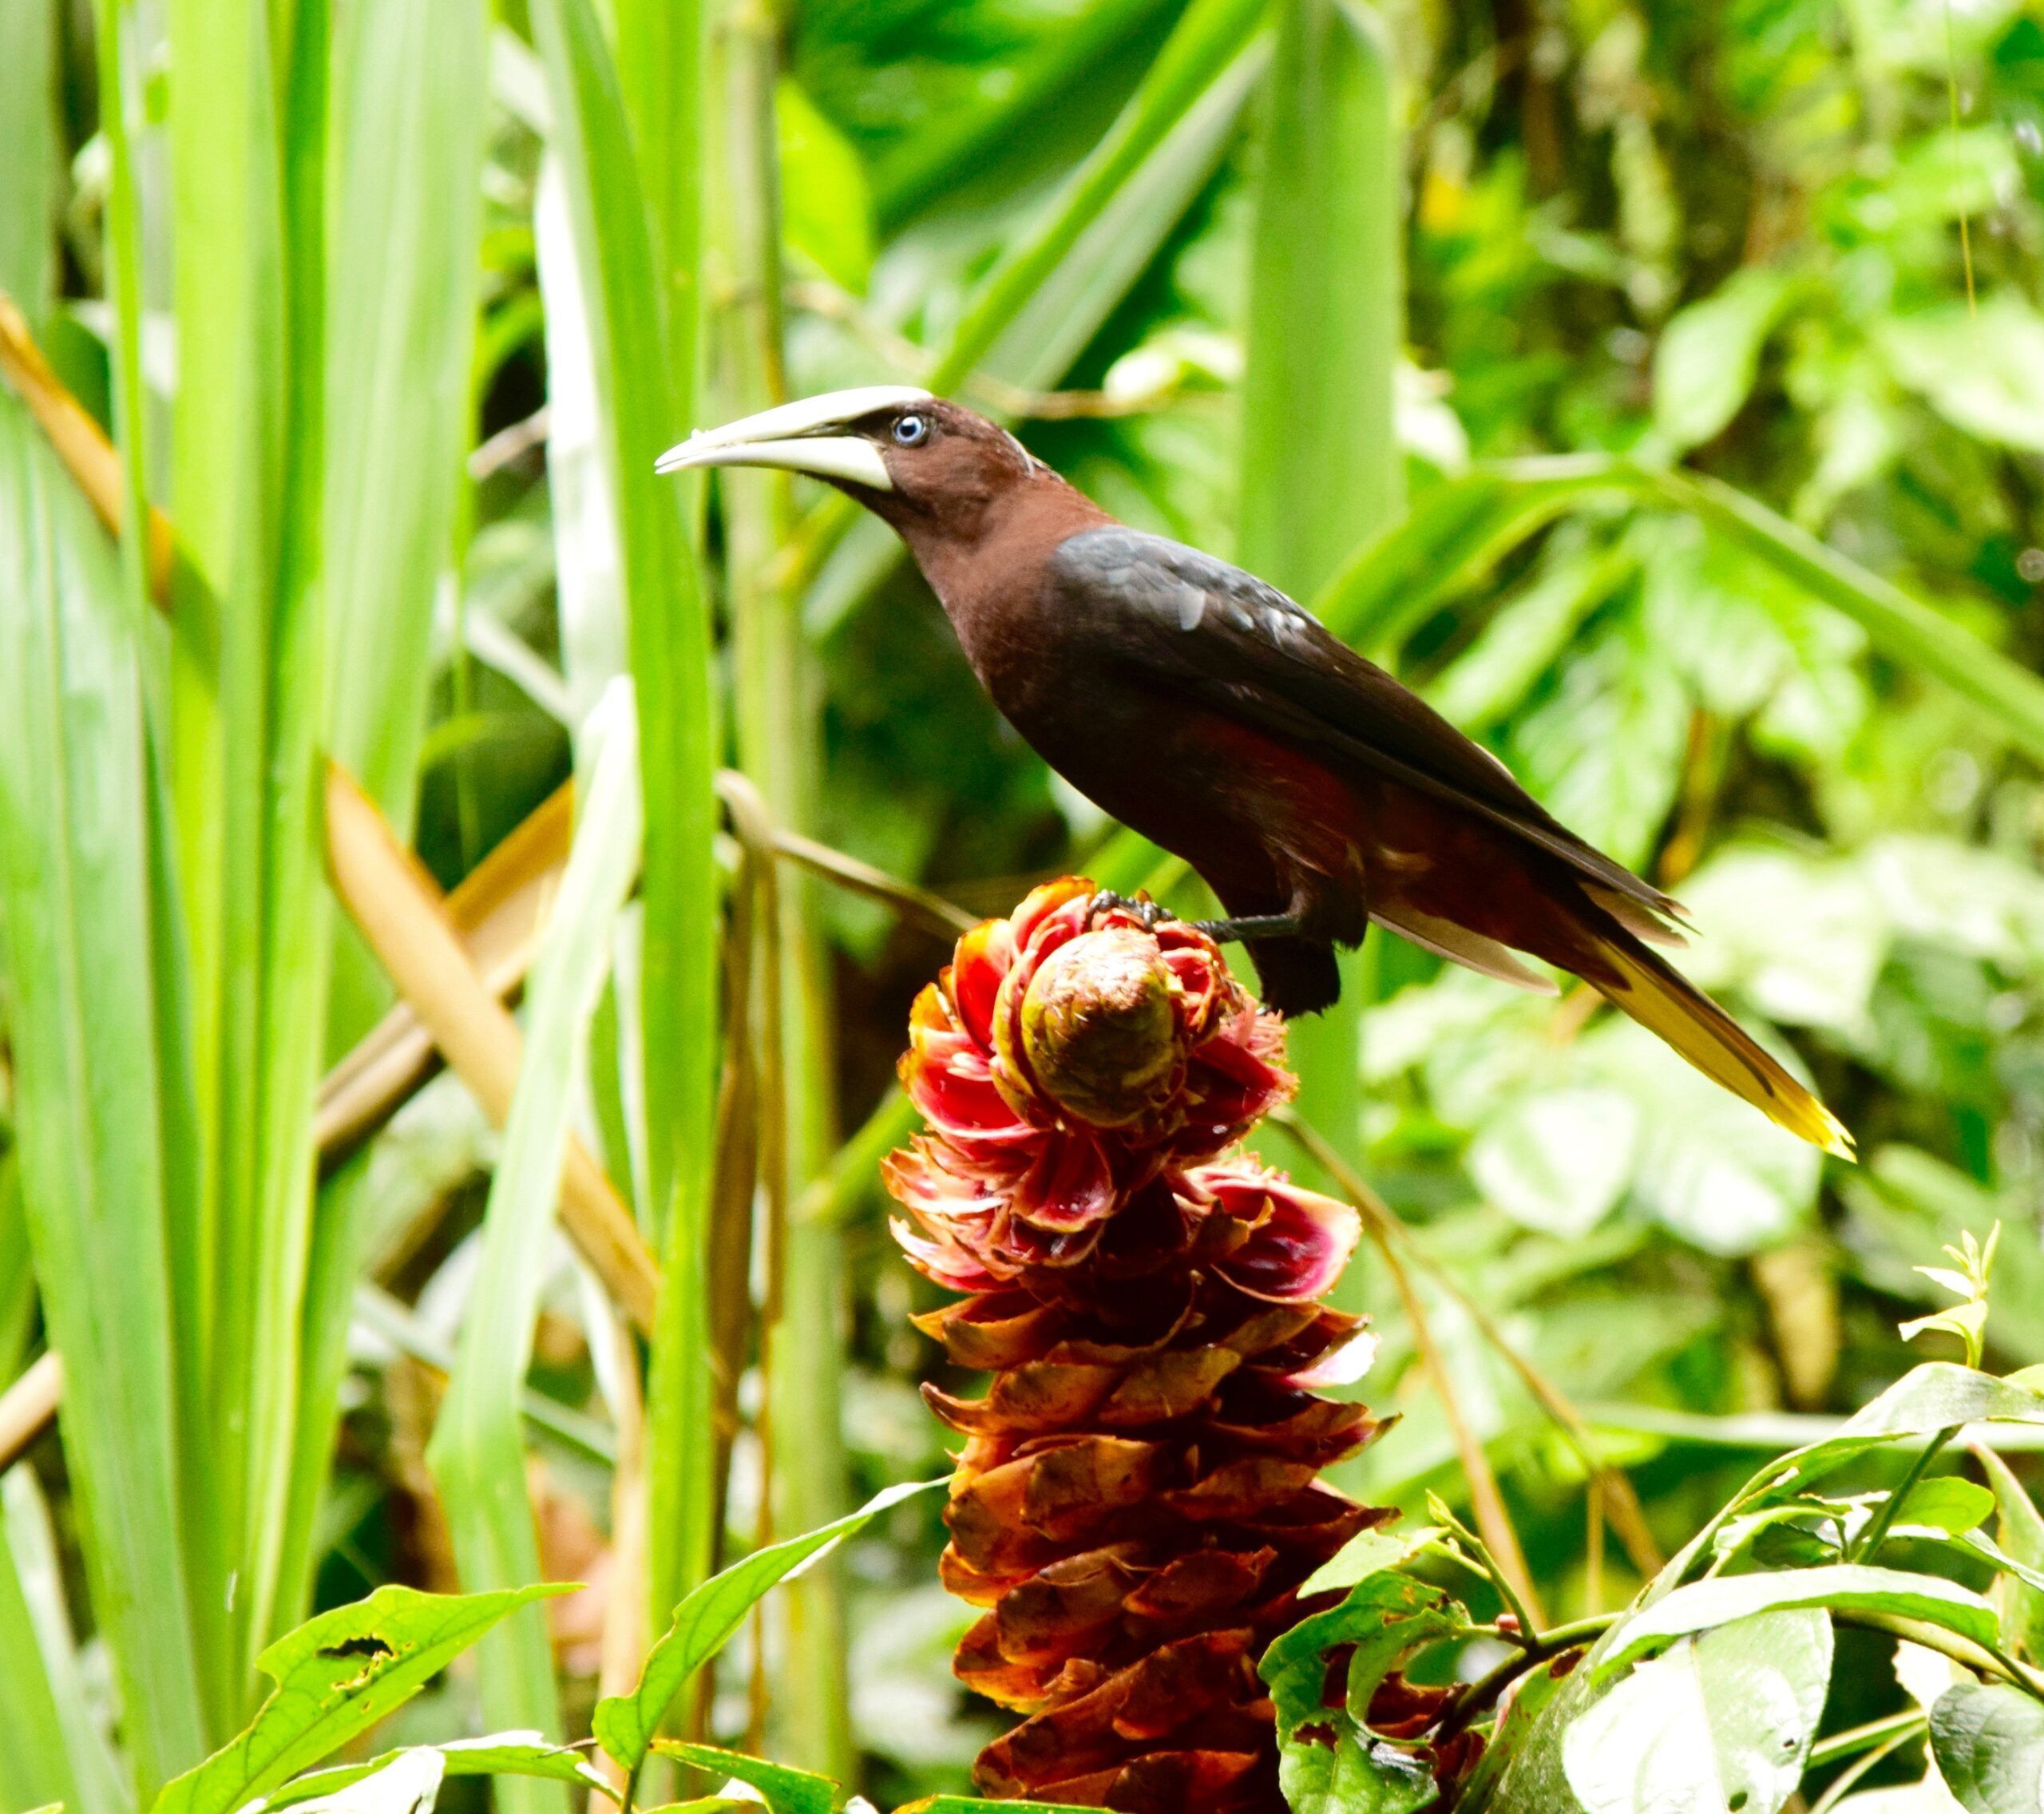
[1899,1478,2000,1539]
[652,1744,837,1814]
[0,0,57,324]
[1646,465,2044,770]
[1314,461,1632,659]
[1240,0,1402,600]
[1597,1566,1998,1681]
[1979,1446,2044,1662]
[592,1479,942,1775]
[928,0,1267,394]
[1877,295,2044,454]
[0,397,209,1792]
[775,77,873,291]
[1239,0,1404,1202]
[640,1803,756,1814]
[1299,1524,1448,1598]
[529,0,723,1637]
[256,1737,614,1811]
[153,1583,574,1814]
[1729,1366,2044,1519]
[869,0,1179,229]
[1563,1610,1831,1814]
[1261,1572,1461,1736]
[1931,1680,2044,1814]
[1279,1728,1436,1814]
[1510,619,1688,870]
[1652,267,1795,451]
[0,1464,128,1814]
[426,685,644,1811]
[1468,1085,1639,1241]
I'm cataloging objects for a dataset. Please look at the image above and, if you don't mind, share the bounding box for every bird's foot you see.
[1087,889,1169,932]
[1187,913,1305,945]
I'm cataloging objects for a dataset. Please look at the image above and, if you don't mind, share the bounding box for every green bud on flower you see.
[1013,927,1179,1127]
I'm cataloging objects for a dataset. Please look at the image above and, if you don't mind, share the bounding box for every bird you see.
[658,387,1852,1158]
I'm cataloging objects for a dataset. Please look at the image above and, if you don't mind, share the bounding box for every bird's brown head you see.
[656,387,1056,546]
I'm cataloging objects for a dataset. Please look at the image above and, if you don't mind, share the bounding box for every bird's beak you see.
[654,385,933,492]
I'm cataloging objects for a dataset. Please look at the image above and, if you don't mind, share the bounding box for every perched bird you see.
[660,388,1852,1156]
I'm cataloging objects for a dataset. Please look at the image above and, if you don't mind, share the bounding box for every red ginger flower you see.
[886,879,1392,1814]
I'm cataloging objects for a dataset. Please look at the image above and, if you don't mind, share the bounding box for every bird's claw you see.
[1087,889,1168,932]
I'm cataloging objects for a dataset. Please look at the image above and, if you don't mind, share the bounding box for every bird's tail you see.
[1583,929,1854,1159]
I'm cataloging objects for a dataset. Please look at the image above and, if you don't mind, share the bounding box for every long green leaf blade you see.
[426,682,645,1814]
[529,0,723,1638]
[592,1477,942,1776]
[0,397,208,1794]
[1237,0,1404,1195]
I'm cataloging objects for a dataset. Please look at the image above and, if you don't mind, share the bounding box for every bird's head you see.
[656,387,1047,537]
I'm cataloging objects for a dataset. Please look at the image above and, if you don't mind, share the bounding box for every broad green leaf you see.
[165,0,334,1713]
[592,1478,943,1774]
[1280,1727,1436,1814]
[1597,1566,1998,1680]
[1261,1571,1461,1733]
[1564,1610,1831,1814]
[803,26,1265,643]
[1428,537,1635,731]
[1877,296,2044,454]
[1241,0,1402,604]
[980,41,1260,395]
[1722,1366,2044,1524]
[1843,1368,2044,1442]
[263,1749,444,1814]
[287,0,493,1658]
[1979,1447,2044,1662]
[1652,267,1795,451]
[153,1583,573,1814]
[1468,1086,1638,1240]
[639,1803,756,1814]
[0,397,208,1792]
[1899,1479,1999,1539]
[1300,1523,1447,1598]
[1931,1680,2044,1814]
[255,1736,613,1811]
[652,1743,837,1814]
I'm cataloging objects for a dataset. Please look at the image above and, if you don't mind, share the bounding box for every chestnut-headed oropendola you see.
[660,388,1852,1156]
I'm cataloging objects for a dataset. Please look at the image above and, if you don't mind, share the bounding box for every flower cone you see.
[886,879,1392,1813]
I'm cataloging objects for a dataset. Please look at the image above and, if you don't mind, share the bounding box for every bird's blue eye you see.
[892,413,929,447]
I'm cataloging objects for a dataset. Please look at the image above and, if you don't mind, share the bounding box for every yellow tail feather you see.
[1590,936,1855,1160]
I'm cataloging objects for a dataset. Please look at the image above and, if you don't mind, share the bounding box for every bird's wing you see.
[1045,526,1680,921]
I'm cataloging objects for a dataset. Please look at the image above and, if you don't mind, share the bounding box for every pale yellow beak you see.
[655,385,933,492]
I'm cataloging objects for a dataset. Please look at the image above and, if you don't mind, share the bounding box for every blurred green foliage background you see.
[3,0,2044,1806]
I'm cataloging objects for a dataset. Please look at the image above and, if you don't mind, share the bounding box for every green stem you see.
[1806,1709,1925,1772]
[1848,1427,1959,1562]
[1435,1614,1618,1742]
